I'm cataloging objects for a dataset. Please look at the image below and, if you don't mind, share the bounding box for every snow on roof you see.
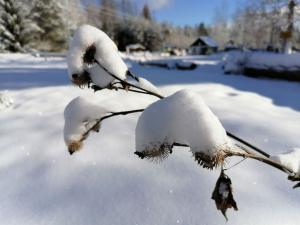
[191,36,218,48]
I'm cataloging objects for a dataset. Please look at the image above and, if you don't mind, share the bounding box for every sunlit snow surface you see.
[1,53,300,225]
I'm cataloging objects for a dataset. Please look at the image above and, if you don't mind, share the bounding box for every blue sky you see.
[133,0,244,26]
[83,0,244,26]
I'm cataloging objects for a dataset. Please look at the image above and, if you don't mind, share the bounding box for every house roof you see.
[191,36,218,48]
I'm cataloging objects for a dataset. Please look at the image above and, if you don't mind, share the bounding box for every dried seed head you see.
[135,143,172,163]
[71,70,91,88]
[211,170,238,221]
[83,44,97,65]
[193,151,226,170]
[68,141,83,155]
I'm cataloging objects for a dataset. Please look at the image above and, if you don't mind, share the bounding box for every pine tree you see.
[142,4,152,21]
[31,0,67,51]
[0,0,29,52]
[197,23,209,36]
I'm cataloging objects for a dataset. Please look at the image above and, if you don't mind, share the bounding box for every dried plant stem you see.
[79,109,144,142]
[95,60,164,99]
[93,61,271,158]
[226,131,270,157]
[78,107,300,182]
[224,149,300,181]
[88,60,294,178]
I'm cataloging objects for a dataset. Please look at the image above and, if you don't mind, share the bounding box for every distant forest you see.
[0,0,299,52]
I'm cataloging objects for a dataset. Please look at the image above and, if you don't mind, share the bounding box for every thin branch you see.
[117,87,156,95]
[95,60,164,99]
[77,107,300,183]
[226,131,270,157]
[90,59,288,176]
[79,109,144,142]
[224,150,300,180]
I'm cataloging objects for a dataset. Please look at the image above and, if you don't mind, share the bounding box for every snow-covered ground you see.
[1,53,300,225]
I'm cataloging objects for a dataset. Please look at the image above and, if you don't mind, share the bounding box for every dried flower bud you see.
[193,151,226,170]
[71,70,91,88]
[135,143,172,163]
[211,170,238,221]
[68,141,83,155]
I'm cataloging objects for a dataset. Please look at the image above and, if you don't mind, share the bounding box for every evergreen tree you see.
[142,3,152,21]
[143,23,162,51]
[31,0,67,51]
[0,0,31,52]
[197,23,209,36]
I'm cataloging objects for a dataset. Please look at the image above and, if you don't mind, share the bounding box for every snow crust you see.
[64,96,108,148]
[135,89,230,155]
[67,25,127,87]
[271,148,300,174]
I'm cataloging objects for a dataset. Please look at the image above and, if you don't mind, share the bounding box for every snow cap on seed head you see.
[67,25,128,88]
[64,96,108,155]
[135,89,231,168]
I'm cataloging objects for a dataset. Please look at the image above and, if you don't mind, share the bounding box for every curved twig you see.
[226,131,270,157]
[224,149,300,181]
[77,107,300,183]
[95,60,164,99]
[79,109,144,142]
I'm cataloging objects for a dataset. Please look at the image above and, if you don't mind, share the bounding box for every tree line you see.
[0,0,209,52]
[1,0,299,53]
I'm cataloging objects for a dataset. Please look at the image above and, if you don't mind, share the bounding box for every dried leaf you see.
[211,170,238,221]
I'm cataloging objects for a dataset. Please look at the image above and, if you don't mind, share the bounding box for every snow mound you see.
[223,51,300,74]
[67,24,127,88]
[137,77,161,96]
[0,91,13,110]
[135,90,231,168]
[64,96,108,154]
[271,148,300,174]
[223,51,246,74]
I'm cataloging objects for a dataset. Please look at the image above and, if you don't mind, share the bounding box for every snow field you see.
[0,53,300,225]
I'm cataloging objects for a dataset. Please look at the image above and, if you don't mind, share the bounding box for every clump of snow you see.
[137,77,161,96]
[135,89,231,168]
[64,96,109,154]
[271,148,300,174]
[223,51,300,74]
[0,91,13,110]
[67,25,127,88]
[223,51,246,74]
[246,52,300,71]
